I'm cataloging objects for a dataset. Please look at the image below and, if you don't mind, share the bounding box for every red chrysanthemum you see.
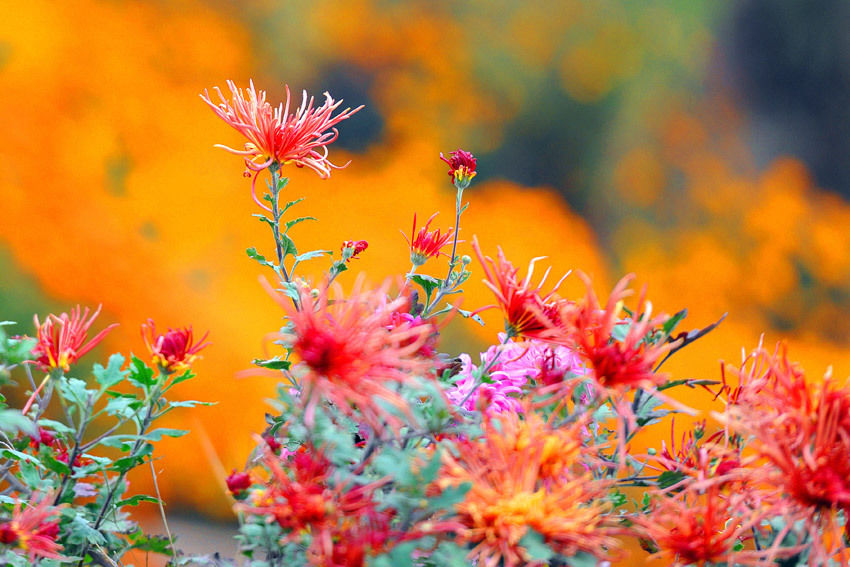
[266,277,435,433]
[141,319,209,375]
[719,343,850,565]
[30,305,117,373]
[241,446,397,567]
[440,149,477,189]
[201,80,362,180]
[340,239,368,262]
[472,238,569,340]
[403,213,454,267]
[0,493,64,562]
[636,459,782,567]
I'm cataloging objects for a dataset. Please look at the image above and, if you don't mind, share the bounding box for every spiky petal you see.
[201,80,362,179]
[30,305,117,373]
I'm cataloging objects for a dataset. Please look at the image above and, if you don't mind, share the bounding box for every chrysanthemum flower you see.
[267,277,435,433]
[30,305,117,373]
[437,409,616,566]
[403,213,454,267]
[636,460,782,567]
[545,273,675,392]
[446,334,585,414]
[720,343,850,565]
[201,80,362,179]
[241,446,396,567]
[440,149,477,189]
[340,239,368,262]
[472,238,569,340]
[141,319,210,375]
[0,493,64,561]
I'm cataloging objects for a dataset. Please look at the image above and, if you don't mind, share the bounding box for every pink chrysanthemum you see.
[0,493,64,562]
[141,319,210,375]
[30,305,117,373]
[201,80,362,179]
[446,334,585,414]
[266,277,435,433]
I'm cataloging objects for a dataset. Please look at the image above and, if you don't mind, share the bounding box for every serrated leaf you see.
[281,197,303,213]
[59,377,91,406]
[410,274,442,303]
[295,249,331,263]
[128,355,156,388]
[143,428,189,442]
[280,233,297,258]
[93,353,127,389]
[246,247,272,267]
[0,409,36,436]
[285,216,317,230]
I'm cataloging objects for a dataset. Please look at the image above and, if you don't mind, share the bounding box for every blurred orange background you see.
[3,0,850,561]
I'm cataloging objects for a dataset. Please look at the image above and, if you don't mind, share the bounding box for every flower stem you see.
[444,186,464,283]
[268,163,299,311]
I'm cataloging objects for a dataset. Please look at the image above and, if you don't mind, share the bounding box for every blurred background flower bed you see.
[3,1,850,565]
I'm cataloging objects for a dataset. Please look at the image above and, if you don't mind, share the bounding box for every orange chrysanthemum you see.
[437,409,617,567]
[201,80,362,179]
[472,238,569,339]
[720,343,850,565]
[267,277,435,434]
[30,305,117,373]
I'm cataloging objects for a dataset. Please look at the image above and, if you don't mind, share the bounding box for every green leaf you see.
[128,355,156,388]
[104,395,143,419]
[252,357,291,371]
[567,551,600,567]
[0,409,36,436]
[281,197,304,214]
[520,529,554,561]
[280,233,298,258]
[110,443,153,473]
[37,418,74,435]
[410,274,441,303]
[142,428,189,442]
[93,353,127,389]
[285,216,317,230]
[59,377,91,406]
[1,448,42,467]
[246,247,273,267]
[456,307,485,326]
[662,309,687,337]
[657,469,687,489]
[428,482,471,511]
[41,454,71,475]
[117,494,160,507]
[294,249,331,263]
[168,400,215,408]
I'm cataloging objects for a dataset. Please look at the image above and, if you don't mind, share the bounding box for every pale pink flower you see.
[447,334,585,413]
